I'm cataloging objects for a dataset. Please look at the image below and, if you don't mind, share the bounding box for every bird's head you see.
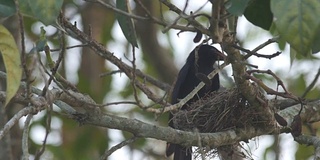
[191,45,224,66]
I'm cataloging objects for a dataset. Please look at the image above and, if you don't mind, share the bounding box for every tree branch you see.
[294,135,320,159]
[22,114,33,160]
[2,70,320,149]
[0,107,35,141]
[57,15,227,114]
[78,99,320,148]
[100,136,138,160]
[159,0,210,35]
[223,38,265,108]
[58,15,170,105]
[81,111,276,148]
[302,67,320,98]
[87,0,196,32]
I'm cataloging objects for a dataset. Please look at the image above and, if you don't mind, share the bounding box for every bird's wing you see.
[171,62,191,104]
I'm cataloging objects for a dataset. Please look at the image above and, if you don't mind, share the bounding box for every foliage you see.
[116,0,138,48]
[271,0,320,55]
[0,24,21,106]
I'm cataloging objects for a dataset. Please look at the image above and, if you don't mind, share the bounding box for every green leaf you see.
[311,31,320,54]
[0,25,22,106]
[244,0,273,30]
[27,0,63,25]
[18,0,34,17]
[269,23,286,50]
[271,0,320,55]
[116,0,138,48]
[290,46,317,65]
[225,0,251,16]
[0,0,16,18]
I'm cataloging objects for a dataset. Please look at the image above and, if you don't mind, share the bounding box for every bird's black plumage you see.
[166,45,222,160]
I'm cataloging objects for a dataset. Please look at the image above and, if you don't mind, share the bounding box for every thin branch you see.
[54,33,66,74]
[135,69,171,91]
[86,0,148,20]
[136,0,198,33]
[0,107,35,140]
[131,46,146,108]
[37,58,103,111]
[50,44,88,52]
[14,0,31,97]
[135,0,153,17]
[0,71,76,114]
[156,62,227,110]
[21,114,33,160]
[233,44,281,59]
[161,0,188,33]
[159,0,210,35]
[243,37,279,59]
[0,75,77,116]
[58,15,169,104]
[246,73,298,101]
[41,35,66,96]
[35,84,54,160]
[240,61,258,68]
[37,63,101,112]
[247,70,300,101]
[90,0,195,32]
[3,64,221,115]
[302,68,320,98]
[40,46,78,91]
[162,0,209,33]
[34,110,51,160]
[247,70,285,88]
[251,37,279,53]
[100,136,138,160]
[103,101,138,106]
[99,70,122,77]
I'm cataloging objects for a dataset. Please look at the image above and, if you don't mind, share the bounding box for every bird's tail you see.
[166,143,192,160]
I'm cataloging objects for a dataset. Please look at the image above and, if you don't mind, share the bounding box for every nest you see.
[172,88,270,133]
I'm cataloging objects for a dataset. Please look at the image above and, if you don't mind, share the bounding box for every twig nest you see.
[172,88,271,133]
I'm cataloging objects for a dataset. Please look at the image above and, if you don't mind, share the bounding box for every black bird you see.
[166,45,223,160]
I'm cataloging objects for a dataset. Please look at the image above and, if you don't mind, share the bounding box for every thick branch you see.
[224,45,263,107]
[277,101,320,124]
[294,135,320,159]
[222,35,272,128]
[79,99,320,148]
[2,71,320,148]
[82,111,276,147]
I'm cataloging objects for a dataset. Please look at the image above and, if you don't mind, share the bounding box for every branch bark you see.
[2,80,320,149]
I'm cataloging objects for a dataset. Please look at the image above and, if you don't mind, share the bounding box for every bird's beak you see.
[216,51,225,61]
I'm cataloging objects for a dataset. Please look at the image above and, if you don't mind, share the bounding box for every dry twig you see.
[246,69,299,101]
[100,136,138,160]
[302,68,320,98]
